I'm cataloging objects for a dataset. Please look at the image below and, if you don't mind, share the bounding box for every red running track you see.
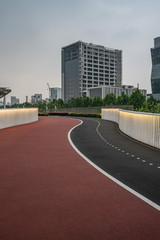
[0,116,160,240]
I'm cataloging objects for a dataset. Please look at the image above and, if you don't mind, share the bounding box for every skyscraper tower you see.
[61,41,122,102]
[151,37,160,100]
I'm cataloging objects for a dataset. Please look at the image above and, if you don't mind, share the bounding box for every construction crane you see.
[47,83,51,100]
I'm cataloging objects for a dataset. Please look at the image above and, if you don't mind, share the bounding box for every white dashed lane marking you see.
[95,120,160,170]
[105,141,159,169]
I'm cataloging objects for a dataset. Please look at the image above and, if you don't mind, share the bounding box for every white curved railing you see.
[102,108,160,149]
[0,108,38,129]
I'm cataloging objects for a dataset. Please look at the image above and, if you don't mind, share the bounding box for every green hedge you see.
[38,112,49,116]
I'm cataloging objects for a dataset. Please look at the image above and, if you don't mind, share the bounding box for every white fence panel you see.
[102,108,160,149]
[0,108,38,129]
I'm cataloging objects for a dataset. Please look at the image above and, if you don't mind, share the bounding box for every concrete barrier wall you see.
[0,108,38,129]
[102,108,160,149]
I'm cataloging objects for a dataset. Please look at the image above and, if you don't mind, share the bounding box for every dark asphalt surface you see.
[71,117,160,206]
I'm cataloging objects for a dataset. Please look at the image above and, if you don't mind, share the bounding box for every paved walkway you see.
[0,117,160,240]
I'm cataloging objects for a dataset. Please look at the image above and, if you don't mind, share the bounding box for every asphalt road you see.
[71,117,160,206]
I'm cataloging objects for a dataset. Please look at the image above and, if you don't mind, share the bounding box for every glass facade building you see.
[61,41,122,102]
[151,37,160,100]
[50,88,61,100]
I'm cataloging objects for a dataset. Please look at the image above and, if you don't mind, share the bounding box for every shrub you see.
[38,112,49,116]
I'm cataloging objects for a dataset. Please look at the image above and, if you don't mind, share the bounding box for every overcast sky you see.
[0,0,160,103]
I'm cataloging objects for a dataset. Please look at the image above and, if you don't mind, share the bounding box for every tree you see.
[75,97,84,107]
[83,97,92,107]
[92,96,103,107]
[57,99,65,108]
[67,98,76,108]
[147,95,157,111]
[129,89,146,110]
[103,93,116,105]
[37,100,47,112]
[120,92,129,105]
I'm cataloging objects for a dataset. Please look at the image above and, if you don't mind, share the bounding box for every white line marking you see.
[149,163,153,166]
[131,155,134,157]
[142,160,146,162]
[68,119,160,211]
[137,157,140,160]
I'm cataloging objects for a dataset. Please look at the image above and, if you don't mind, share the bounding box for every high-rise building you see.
[151,37,160,100]
[31,94,42,103]
[61,41,122,102]
[50,88,61,100]
[11,96,19,105]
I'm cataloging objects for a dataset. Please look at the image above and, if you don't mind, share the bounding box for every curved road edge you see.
[68,118,160,211]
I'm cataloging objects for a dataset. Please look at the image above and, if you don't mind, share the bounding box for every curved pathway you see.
[0,116,160,240]
[71,117,160,207]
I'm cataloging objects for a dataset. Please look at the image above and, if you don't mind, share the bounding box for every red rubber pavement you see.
[0,116,160,240]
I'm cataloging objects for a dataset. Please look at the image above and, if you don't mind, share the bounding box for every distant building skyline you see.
[62,41,122,102]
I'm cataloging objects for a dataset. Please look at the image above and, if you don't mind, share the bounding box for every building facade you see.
[31,94,42,103]
[86,85,147,99]
[11,96,20,105]
[50,88,61,100]
[62,41,122,102]
[151,37,160,100]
